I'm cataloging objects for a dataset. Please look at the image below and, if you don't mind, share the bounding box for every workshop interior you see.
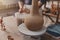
[0,0,60,40]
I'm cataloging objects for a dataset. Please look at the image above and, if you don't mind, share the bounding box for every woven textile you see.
[47,24,60,37]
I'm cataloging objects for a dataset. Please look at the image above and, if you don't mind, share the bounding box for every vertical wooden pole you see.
[56,0,59,23]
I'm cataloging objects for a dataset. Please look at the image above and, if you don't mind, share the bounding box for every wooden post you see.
[56,0,59,23]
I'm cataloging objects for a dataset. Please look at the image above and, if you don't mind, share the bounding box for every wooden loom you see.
[43,0,60,23]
